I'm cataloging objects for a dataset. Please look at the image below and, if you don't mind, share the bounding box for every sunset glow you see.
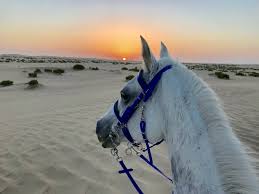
[0,0,259,63]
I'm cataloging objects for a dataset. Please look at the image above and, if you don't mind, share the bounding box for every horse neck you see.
[159,64,258,194]
[160,72,223,193]
[159,65,225,193]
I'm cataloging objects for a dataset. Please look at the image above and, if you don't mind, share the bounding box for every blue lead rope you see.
[118,160,144,194]
[118,120,172,194]
[117,143,173,194]
[139,120,173,182]
[138,154,173,182]
[140,120,153,165]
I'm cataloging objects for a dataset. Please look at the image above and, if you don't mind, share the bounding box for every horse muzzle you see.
[96,120,120,148]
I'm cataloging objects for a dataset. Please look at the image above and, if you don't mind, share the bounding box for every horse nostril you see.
[96,120,103,136]
[96,120,109,142]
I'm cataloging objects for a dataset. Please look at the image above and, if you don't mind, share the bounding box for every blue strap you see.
[122,126,134,143]
[142,139,164,151]
[144,140,153,164]
[115,65,172,125]
[137,70,148,92]
[113,65,172,144]
[114,93,144,124]
[118,160,144,194]
[138,154,173,183]
[140,120,153,164]
[117,140,172,194]
[139,121,173,184]
[113,101,123,123]
[122,93,144,122]
[137,65,172,102]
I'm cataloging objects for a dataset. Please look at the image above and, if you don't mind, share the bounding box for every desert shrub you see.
[73,64,85,70]
[129,67,139,72]
[215,71,229,80]
[26,80,39,89]
[34,68,42,74]
[125,75,134,81]
[121,67,128,70]
[89,67,99,70]
[44,68,52,73]
[235,71,246,76]
[28,72,37,78]
[27,79,38,86]
[53,68,65,74]
[0,80,13,87]
[248,72,259,77]
[91,60,100,63]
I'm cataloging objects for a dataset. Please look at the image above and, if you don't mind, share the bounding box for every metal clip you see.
[130,145,141,156]
[111,148,122,161]
[125,147,133,155]
[136,143,145,152]
[141,105,145,121]
[124,142,132,156]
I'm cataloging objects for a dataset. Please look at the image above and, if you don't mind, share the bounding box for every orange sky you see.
[1,0,259,63]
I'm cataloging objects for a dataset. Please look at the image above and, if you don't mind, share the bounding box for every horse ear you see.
[160,41,169,58]
[140,35,157,73]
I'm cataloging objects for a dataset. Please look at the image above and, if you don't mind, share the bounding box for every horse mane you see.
[167,59,259,193]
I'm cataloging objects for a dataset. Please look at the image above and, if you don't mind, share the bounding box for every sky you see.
[0,0,259,64]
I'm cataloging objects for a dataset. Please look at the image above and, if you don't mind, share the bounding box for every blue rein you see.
[113,65,173,194]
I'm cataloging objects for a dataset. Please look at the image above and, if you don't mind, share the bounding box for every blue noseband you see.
[112,64,173,194]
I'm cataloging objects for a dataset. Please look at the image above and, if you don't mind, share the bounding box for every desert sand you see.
[0,56,258,194]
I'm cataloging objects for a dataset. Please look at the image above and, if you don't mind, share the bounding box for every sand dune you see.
[0,60,258,194]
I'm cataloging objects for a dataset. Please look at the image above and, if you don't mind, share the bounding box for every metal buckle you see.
[140,105,145,121]
[125,143,133,156]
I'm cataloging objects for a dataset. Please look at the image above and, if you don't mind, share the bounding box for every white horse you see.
[96,36,259,194]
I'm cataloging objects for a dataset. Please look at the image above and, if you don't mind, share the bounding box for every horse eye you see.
[120,91,129,102]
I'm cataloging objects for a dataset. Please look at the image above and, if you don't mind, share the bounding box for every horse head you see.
[96,36,173,148]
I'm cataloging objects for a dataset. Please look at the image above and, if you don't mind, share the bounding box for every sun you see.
[122,57,127,61]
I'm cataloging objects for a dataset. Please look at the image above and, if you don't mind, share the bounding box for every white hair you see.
[160,57,259,193]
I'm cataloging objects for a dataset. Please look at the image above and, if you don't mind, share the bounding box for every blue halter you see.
[112,65,173,194]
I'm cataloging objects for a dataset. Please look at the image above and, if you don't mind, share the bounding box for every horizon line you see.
[0,53,259,66]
